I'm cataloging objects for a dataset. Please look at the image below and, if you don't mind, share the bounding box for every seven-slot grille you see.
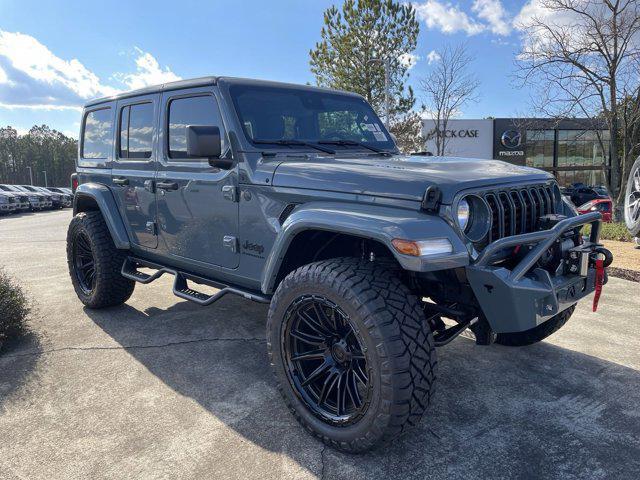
[483,184,557,242]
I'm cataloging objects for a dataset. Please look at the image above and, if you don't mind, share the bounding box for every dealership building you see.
[422,118,610,187]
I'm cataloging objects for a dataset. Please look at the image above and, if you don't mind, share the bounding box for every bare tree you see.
[420,43,480,156]
[515,0,640,215]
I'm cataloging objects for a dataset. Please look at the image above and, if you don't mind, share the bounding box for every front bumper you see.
[466,212,606,334]
[0,203,15,212]
[29,200,46,209]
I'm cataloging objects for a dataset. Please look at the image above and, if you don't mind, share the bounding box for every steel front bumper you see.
[465,212,606,334]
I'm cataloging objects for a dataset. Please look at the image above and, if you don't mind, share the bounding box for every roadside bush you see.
[0,269,30,349]
[583,222,634,242]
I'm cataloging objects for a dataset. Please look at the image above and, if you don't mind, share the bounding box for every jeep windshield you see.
[229,84,396,154]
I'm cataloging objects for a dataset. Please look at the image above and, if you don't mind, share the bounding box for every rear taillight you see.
[71,173,78,193]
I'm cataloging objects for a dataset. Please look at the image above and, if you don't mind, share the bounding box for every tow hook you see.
[593,246,613,268]
[592,246,612,312]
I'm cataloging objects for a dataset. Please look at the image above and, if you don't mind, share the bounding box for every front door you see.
[156,88,239,269]
[111,95,159,249]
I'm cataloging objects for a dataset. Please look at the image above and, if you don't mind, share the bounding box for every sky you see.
[0,0,546,138]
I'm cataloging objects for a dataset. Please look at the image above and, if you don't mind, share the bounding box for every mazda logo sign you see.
[501,130,522,149]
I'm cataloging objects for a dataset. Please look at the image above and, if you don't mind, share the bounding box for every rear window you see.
[119,103,154,159]
[82,108,113,159]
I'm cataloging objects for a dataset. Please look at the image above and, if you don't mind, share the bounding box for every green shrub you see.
[583,222,634,242]
[0,269,30,348]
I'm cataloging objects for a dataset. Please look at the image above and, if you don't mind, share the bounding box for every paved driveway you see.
[1,209,639,479]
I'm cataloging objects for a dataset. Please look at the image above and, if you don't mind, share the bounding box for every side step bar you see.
[121,257,271,306]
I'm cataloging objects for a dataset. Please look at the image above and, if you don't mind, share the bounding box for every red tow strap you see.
[592,258,605,312]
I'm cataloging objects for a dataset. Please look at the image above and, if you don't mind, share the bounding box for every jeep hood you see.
[271,155,553,204]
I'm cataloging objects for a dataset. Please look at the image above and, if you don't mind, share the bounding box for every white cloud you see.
[513,0,604,54]
[398,52,420,70]
[413,0,511,36]
[0,102,81,111]
[414,1,485,35]
[0,30,180,111]
[472,0,511,35]
[0,30,117,101]
[113,47,181,90]
[426,50,441,64]
[0,65,10,84]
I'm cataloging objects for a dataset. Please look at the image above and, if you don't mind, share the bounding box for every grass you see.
[0,269,30,350]
[582,222,635,242]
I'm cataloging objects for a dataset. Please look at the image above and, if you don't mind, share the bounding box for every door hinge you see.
[222,185,238,202]
[145,221,157,235]
[223,235,238,253]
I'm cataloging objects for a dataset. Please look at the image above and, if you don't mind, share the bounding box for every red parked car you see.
[578,198,613,222]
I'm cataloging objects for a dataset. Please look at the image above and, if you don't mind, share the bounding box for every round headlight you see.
[457,195,491,243]
[457,198,470,232]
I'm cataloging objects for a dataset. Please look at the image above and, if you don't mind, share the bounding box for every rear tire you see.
[267,258,437,452]
[495,305,575,346]
[66,211,135,308]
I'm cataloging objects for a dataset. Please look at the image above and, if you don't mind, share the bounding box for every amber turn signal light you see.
[391,239,421,256]
[391,238,454,257]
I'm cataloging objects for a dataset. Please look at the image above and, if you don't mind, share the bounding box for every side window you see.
[82,108,112,159]
[168,95,224,158]
[119,102,154,159]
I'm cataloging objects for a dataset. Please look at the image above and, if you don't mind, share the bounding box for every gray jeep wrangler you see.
[67,77,612,452]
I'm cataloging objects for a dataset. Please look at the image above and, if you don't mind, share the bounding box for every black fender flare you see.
[73,183,130,250]
[260,201,469,294]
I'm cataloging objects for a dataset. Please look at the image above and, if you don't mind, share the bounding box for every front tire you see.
[66,211,135,308]
[267,258,437,452]
[495,305,575,346]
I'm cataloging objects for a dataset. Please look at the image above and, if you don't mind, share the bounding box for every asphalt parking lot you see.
[1,209,639,479]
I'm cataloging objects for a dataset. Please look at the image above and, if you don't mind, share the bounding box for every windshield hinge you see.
[222,185,238,202]
[422,186,441,212]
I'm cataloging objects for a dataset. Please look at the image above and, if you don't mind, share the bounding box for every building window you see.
[557,129,609,186]
[168,95,224,158]
[119,103,154,159]
[82,108,112,159]
[525,130,554,168]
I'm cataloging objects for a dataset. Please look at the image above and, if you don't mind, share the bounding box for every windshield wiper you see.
[317,140,393,155]
[253,139,335,155]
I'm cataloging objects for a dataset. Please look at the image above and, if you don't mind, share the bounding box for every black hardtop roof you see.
[84,76,362,108]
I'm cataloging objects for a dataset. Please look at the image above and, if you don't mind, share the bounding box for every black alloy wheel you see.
[66,211,135,308]
[73,230,96,295]
[282,295,370,425]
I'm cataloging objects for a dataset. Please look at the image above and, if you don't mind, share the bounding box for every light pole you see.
[42,170,48,187]
[368,57,391,127]
[27,166,33,185]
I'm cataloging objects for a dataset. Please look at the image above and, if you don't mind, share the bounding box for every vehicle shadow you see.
[86,297,640,479]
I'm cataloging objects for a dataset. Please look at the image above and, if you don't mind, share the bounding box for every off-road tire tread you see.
[67,211,134,308]
[495,305,575,346]
[267,258,437,453]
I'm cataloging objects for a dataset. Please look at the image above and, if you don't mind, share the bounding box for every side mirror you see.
[186,125,233,169]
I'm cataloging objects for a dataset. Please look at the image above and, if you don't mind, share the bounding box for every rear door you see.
[111,95,159,249]
[156,87,239,269]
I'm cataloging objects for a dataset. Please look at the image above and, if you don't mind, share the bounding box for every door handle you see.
[156,181,179,191]
[113,177,129,186]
